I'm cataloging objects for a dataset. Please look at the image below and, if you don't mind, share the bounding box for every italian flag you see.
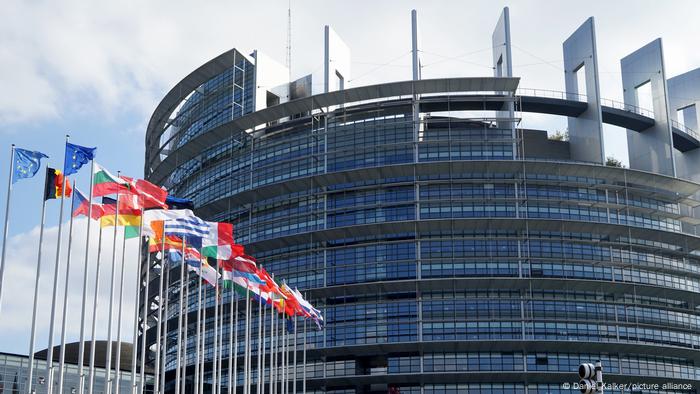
[222,267,234,289]
[201,222,234,259]
[221,259,235,289]
[93,163,130,197]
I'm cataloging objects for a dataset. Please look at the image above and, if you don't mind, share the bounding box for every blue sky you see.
[0,0,699,355]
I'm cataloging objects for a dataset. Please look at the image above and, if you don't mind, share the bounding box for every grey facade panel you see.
[563,17,604,164]
[622,38,676,176]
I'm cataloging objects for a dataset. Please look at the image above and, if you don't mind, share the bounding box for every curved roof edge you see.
[145,77,521,180]
[145,48,251,158]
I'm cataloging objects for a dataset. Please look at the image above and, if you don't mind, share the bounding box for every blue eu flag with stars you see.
[64,142,96,176]
[12,148,48,183]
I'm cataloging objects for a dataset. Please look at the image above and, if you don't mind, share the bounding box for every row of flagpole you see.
[152,263,317,394]
[0,140,324,394]
[0,140,151,394]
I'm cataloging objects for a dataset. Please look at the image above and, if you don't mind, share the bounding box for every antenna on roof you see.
[286,0,292,82]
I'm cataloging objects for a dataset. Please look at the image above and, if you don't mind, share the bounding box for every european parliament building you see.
[141,8,700,394]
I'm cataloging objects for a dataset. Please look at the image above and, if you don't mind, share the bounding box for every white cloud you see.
[0,218,139,356]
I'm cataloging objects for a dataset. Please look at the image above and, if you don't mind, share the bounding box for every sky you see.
[0,0,699,356]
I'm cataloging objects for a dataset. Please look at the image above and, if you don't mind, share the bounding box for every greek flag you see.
[164,215,209,248]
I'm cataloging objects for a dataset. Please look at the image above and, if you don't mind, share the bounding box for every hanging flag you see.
[120,175,168,209]
[43,168,72,200]
[166,195,194,210]
[148,233,185,253]
[279,282,304,317]
[230,271,267,298]
[230,254,257,273]
[293,287,324,328]
[168,247,202,265]
[92,163,130,197]
[231,244,244,257]
[64,142,96,176]
[257,267,283,298]
[201,222,234,259]
[221,260,234,289]
[99,198,141,238]
[220,259,265,289]
[238,271,266,286]
[71,188,105,219]
[142,209,198,237]
[12,148,48,183]
[163,216,209,248]
[188,259,219,287]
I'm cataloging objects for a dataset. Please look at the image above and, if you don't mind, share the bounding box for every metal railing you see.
[516,87,586,102]
[599,97,654,119]
[671,119,700,141]
[517,87,659,120]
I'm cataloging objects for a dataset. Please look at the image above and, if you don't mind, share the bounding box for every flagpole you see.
[243,287,250,394]
[159,254,170,394]
[105,171,122,394]
[278,314,282,394]
[270,307,275,394]
[194,265,202,394]
[212,264,220,394]
[47,135,70,394]
[217,284,224,394]
[256,298,262,394]
[57,180,78,394]
[302,318,306,394]
[281,320,284,394]
[260,301,266,394]
[276,315,280,394]
[132,218,145,394]
[88,226,104,394]
[268,296,274,394]
[285,319,289,394]
[232,285,239,394]
[276,316,280,394]
[181,268,189,394]
[174,240,186,394]
[114,226,129,394]
[77,159,96,394]
[153,235,166,394]
[292,317,297,394]
[27,191,48,394]
[227,287,236,394]
[285,318,290,394]
[138,236,151,394]
[282,319,287,394]
[0,144,15,317]
[199,298,206,394]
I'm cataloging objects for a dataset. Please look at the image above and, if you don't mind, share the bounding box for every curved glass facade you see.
[143,63,700,394]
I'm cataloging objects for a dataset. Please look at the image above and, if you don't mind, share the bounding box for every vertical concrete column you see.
[667,68,700,181]
[621,38,676,176]
[492,7,515,156]
[492,7,512,78]
[411,10,422,162]
[323,25,351,93]
[411,9,421,81]
[563,17,605,164]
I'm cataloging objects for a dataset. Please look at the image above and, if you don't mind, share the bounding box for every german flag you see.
[44,168,73,200]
